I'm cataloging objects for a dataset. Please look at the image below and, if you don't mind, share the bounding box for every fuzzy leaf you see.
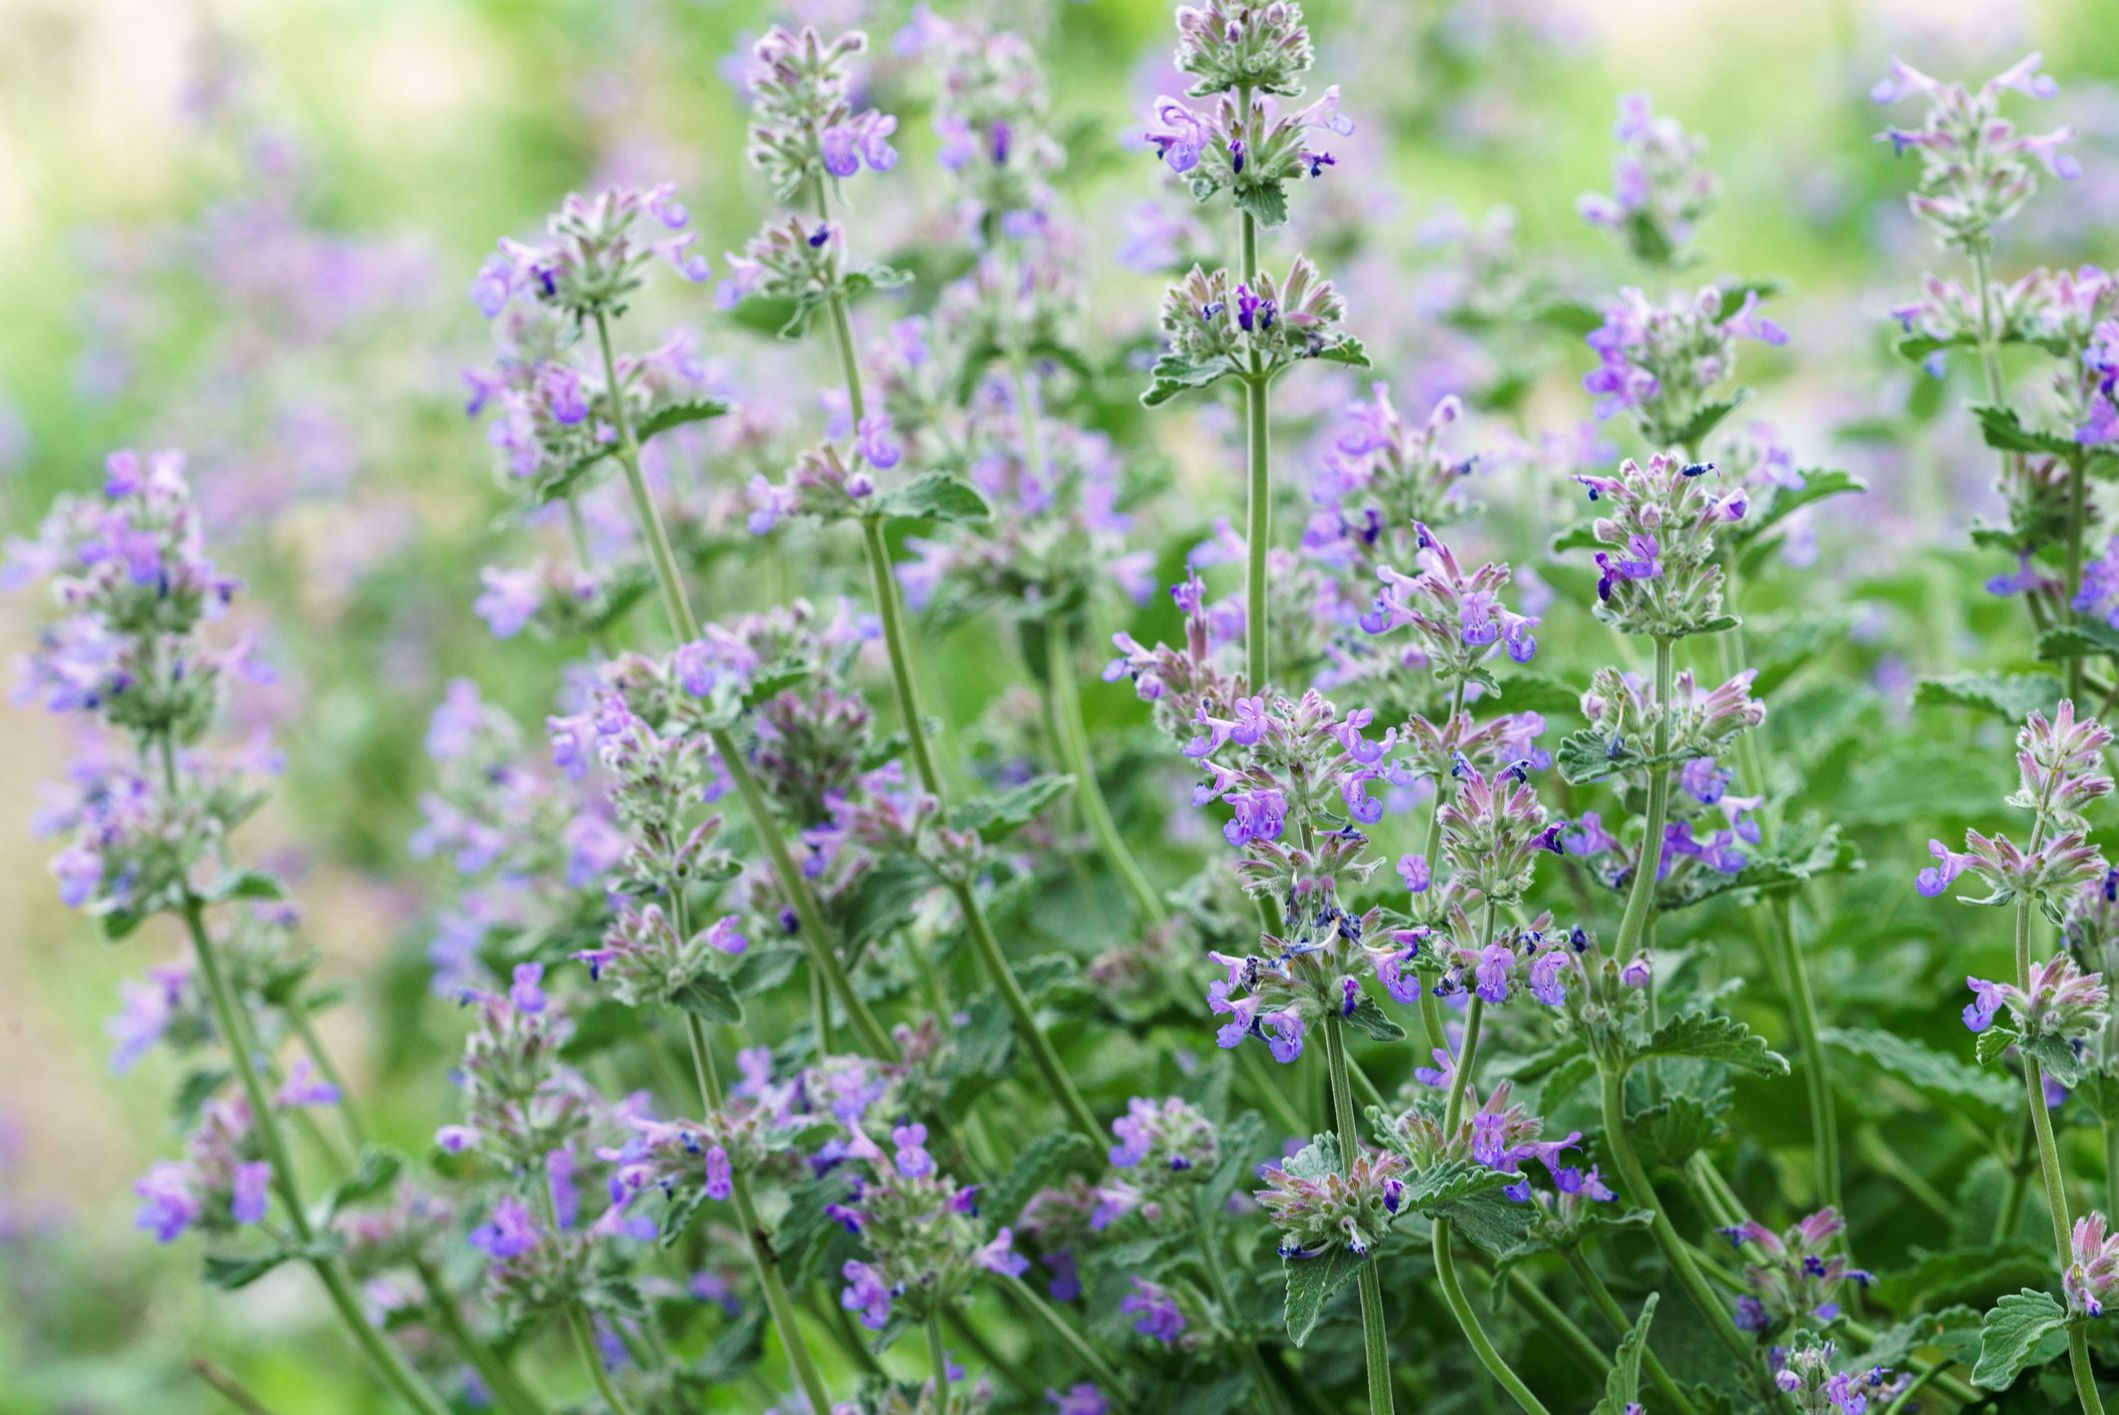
[1975,1023,2021,1069]
[202,1250,294,1290]
[991,1131,1099,1224]
[1403,1159,1512,1214]
[775,1170,856,1284]
[200,869,287,904]
[1970,1289,2069,1389]
[1310,336,1371,369]
[1233,181,1289,229]
[318,1145,405,1224]
[1140,352,1235,407]
[2036,619,2119,663]
[1341,995,1406,1042]
[1591,1293,1657,1415]
[875,472,992,525]
[669,971,743,1026]
[1670,392,1748,450]
[635,396,731,441]
[1972,404,2081,459]
[950,774,1073,841]
[1634,1013,1789,1077]
[1630,1094,1725,1169]
[1283,1244,1368,1346]
[1914,671,2062,724]
[1822,1027,2017,1118]
[1201,1111,1268,1214]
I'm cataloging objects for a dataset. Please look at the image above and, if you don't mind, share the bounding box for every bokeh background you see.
[0,0,2111,1408]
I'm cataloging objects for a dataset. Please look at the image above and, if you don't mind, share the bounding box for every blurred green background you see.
[0,0,2113,1408]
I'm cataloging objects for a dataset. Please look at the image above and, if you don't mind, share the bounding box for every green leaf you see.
[1970,1289,2069,1390]
[1914,672,2061,724]
[949,774,1073,841]
[1140,351,1235,407]
[1310,336,1371,369]
[1669,392,1748,450]
[1972,404,2081,459]
[200,869,287,904]
[1976,1024,2021,1068]
[669,971,743,1026]
[1402,1159,1512,1214]
[842,854,938,952]
[1283,1244,1368,1346]
[2037,619,2119,663]
[1630,1094,1725,1169]
[172,1067,230,1125]
[774,1170,855,1285]
[1489,670,1586,717]
[874,471,992,525]
[2025,1031,2085,1086]
[1591,1293,1657,1415]
[1822,1027,2017,1119]
[203,1250,294,1290]
[658,1186,709,1249]
[1341,995,1406,1042]
[634,396,731,441]
[1530,298,1605,337]
[1233,181,1289,229]
[1634,1013,1789,1077]
[1870,1245,2050,1311]
[1201,1111,1268,1214]
[990,1131,1099,1224]
[1732,469,1866,570]
[729,945,802,997]
[319,1145,405,1223]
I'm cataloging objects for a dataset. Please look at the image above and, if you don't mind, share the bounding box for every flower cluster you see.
[1772,1337,1906,1415]
[1577,92,1719,266]
[1156,257,1354,374]
[1725,1208,1872,1334]
[833,1125,1027,1332]
[1387,1079,1597,1206]
[472,185,708,321]
[1919,704,2112,910]
[1303,385,1476,578]
[1356,522,1538,683]
[741,26,898,201]
[1874,54,2077,251]
[1961,954,2108,1050]
[1255,1133,1405,1258]
[1095,1096,1219,1229]
[905,12,1063,230]
[1573,453,1748,639]
[2067,1211,2119,1316]
[1581,286,1786,448]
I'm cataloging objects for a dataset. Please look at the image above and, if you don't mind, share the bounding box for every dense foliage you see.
[17,3,2119,1414]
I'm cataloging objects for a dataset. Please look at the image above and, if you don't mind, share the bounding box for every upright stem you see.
[414,1255,547,1415]
[1596,1059,1754,1366]
[1611,638,1674,960]
[1715,617,1839,1215]
[926,1312,952,1414]
[1563,1249,1703,1415]
[178,900,450,1415]
[2016,891,2107,1415]
[559,1303,633,1415]
[593,312,696,644]
[1430,954,1551,1415]
[2066,449,2090,700]
[819,281,1094,1139]
[1004,1276,1129,1394]
[683,1012,837,1415]
[1243,372,1271,695]
[1319,1011,1396,1415]
[1045,623,1165,924]
[592,307,896,1065]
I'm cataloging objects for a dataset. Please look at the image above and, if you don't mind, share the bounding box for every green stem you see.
[1243,371,1271,695]
[859,516,945,800]
[1320,1011,1396,1415]
[952,877,1100,1140]
[559,1302,634,1415]
[191,1358,279,1415]
[1046,621,1166,924]
[2067,450,2089,700]
[180,900,451,1415]
[927,1311,952,1414]
[414,1255,546,1415]
[1563,1249,1703,1415]
[1596,1060,1754,1364]
[683,1013,837,1414]
[2016,891,2106,1415]
[593,311,696,644]
[1612,638,1673,961]
[1501,1268,1607,1378]
[1005,1275,1128,1395]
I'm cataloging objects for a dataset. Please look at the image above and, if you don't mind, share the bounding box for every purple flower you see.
[842,1259,893,1330]
[1963,976,2008,1032]
[856,414,901,469]
[133,1162,200,1243]
[470,1196,539,1260]
[1223,787,1288,846]
[892,1123,933,1179]
[1119,1277,1185,1342]
[232,1161,272,1225]
[1397,853,1432,893]
[510,963,547,1014]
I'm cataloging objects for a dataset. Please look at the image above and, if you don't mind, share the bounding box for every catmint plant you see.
[1139,0,1367,696]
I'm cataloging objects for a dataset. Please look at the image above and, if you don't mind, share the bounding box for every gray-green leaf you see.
[1969,1289,2069,1390]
